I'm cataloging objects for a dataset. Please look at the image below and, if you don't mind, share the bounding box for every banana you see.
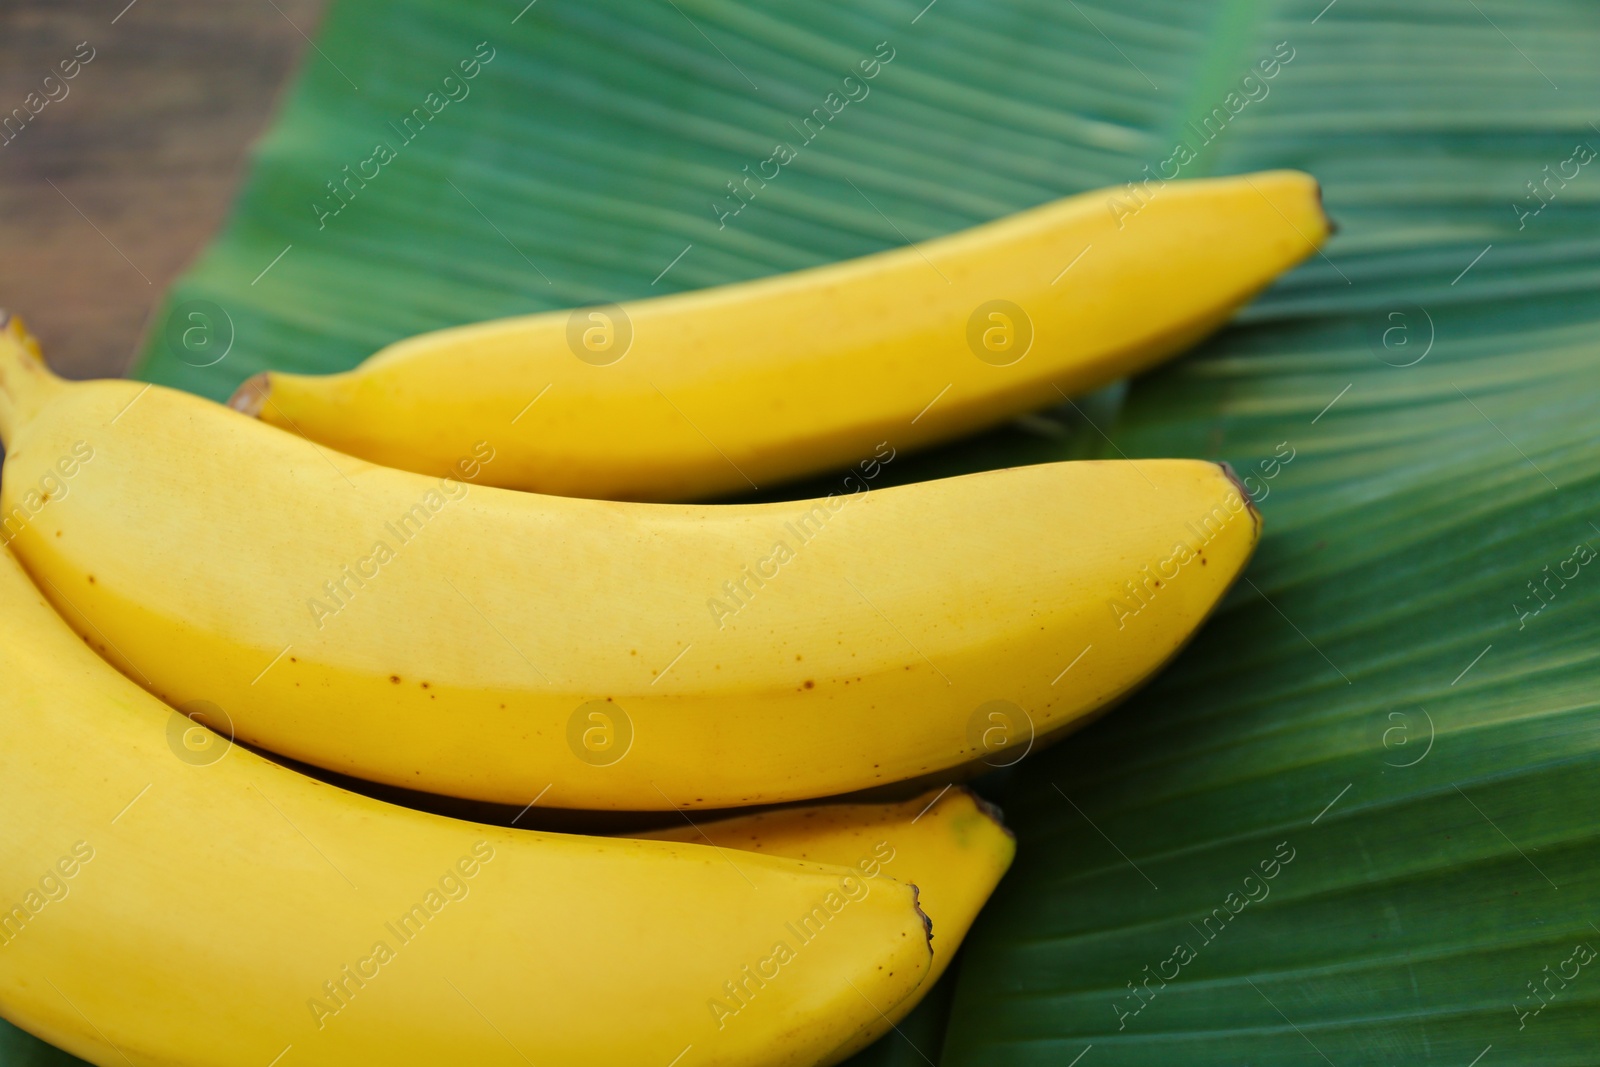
[0,542,936,1067]
[0,315,1260,811]
[637,786,1013,1063]
[639,786,1011,981]
[230,170,1329,501]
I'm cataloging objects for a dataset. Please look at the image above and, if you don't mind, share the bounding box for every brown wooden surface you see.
[0,0,323,380]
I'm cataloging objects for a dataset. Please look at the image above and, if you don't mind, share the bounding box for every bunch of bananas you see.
[0,170,1326,1066]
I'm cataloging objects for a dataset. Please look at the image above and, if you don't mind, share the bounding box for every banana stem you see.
[0,312,65,445]
[229,372,271,418]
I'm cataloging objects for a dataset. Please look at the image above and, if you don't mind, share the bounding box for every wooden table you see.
[0,0,322,380]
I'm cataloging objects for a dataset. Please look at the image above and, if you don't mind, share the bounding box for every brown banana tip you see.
[1218,461,1264,536]
[967,791,1016,843]
[228,372,270,418]
[0,310,10,331]
[1311,178,1338,238]
[909,883,933,947]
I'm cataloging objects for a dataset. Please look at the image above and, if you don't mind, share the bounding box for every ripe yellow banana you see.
[0,543,938,1067]
[231,170,1328,501]
[637,786,1013,1063]
[643,786,1011,980]
[0,316,1259,811]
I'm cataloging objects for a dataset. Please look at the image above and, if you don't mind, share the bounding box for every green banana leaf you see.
[0,1037,76,1067]
[8,0,1600,1063]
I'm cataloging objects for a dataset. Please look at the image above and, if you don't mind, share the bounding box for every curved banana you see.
[0,316,1259,810]
[231,170,1328,501]
[0,543,935,1067]
[638,786,1013,1064]
[639,787,1012,984]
